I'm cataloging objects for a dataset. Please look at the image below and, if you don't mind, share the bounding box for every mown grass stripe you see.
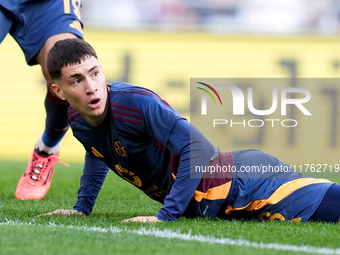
[1,220,339,255]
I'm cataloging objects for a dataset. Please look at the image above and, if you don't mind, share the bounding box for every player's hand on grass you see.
[37,209,84,217]
[122,216,162,223]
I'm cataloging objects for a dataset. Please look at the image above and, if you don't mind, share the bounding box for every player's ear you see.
[51,83,66,100]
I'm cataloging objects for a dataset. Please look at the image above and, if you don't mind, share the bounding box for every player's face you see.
[52,56,108,126]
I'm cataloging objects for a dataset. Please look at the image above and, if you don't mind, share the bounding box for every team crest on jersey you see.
[114,140,128,158]
[115,164,142,187]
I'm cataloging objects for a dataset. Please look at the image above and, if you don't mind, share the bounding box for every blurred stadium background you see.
[0,0,340,163]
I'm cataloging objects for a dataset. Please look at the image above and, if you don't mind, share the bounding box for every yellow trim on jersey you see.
[291,218,302,222]
[258,211,286,221]
[193,181,232,202]
[91,146,104,158]
[63,0,71,13]
[69,20,83,33]
[172,173,176,180]
[225,178,331,214]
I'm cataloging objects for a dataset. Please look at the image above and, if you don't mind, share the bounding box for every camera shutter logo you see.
[196,82,223,115]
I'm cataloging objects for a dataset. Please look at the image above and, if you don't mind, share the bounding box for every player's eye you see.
[72,79,80,84]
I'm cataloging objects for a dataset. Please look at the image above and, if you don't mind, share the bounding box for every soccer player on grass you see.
[0,0,84,200]
[41,38,340,223]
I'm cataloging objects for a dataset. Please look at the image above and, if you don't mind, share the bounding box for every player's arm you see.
[72,151,109,215]
[154,119,214,221]
[38,151,109,217]
[122,95,214,222]
[123,119,214,222]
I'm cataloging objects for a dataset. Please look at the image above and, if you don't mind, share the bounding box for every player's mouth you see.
[89,98,101,108]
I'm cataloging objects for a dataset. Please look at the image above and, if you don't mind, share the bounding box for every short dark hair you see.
[47,38,98,81]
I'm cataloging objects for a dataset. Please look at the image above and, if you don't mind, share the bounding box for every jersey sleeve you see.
[154,119,215,221]
[141,96,215,221]
[142,96,184,146]
[73,151,109,215]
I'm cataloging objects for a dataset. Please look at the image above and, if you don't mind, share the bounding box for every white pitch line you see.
[1,220,340,255]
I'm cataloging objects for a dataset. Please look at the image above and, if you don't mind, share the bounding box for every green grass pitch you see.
[1,161,340,255]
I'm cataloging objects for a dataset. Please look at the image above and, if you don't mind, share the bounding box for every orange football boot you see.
[15,150,69,200]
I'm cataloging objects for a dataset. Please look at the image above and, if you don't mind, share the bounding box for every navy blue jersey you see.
[185,149,333,222]
[70,82,215,221]
[0,0,83,65]
[70,82,333,222]
[224,150,334,222]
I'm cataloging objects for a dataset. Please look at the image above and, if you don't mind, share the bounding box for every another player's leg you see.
[15,34,77,200]
[15,89,70,200]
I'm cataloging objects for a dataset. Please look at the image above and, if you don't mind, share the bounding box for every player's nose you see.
[85,79,98,94]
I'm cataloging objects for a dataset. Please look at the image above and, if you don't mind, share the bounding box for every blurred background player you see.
[0,0,84,200]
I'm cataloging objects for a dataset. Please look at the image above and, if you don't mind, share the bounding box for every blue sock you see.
[41,131,63,148]
[43,89,69,147]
